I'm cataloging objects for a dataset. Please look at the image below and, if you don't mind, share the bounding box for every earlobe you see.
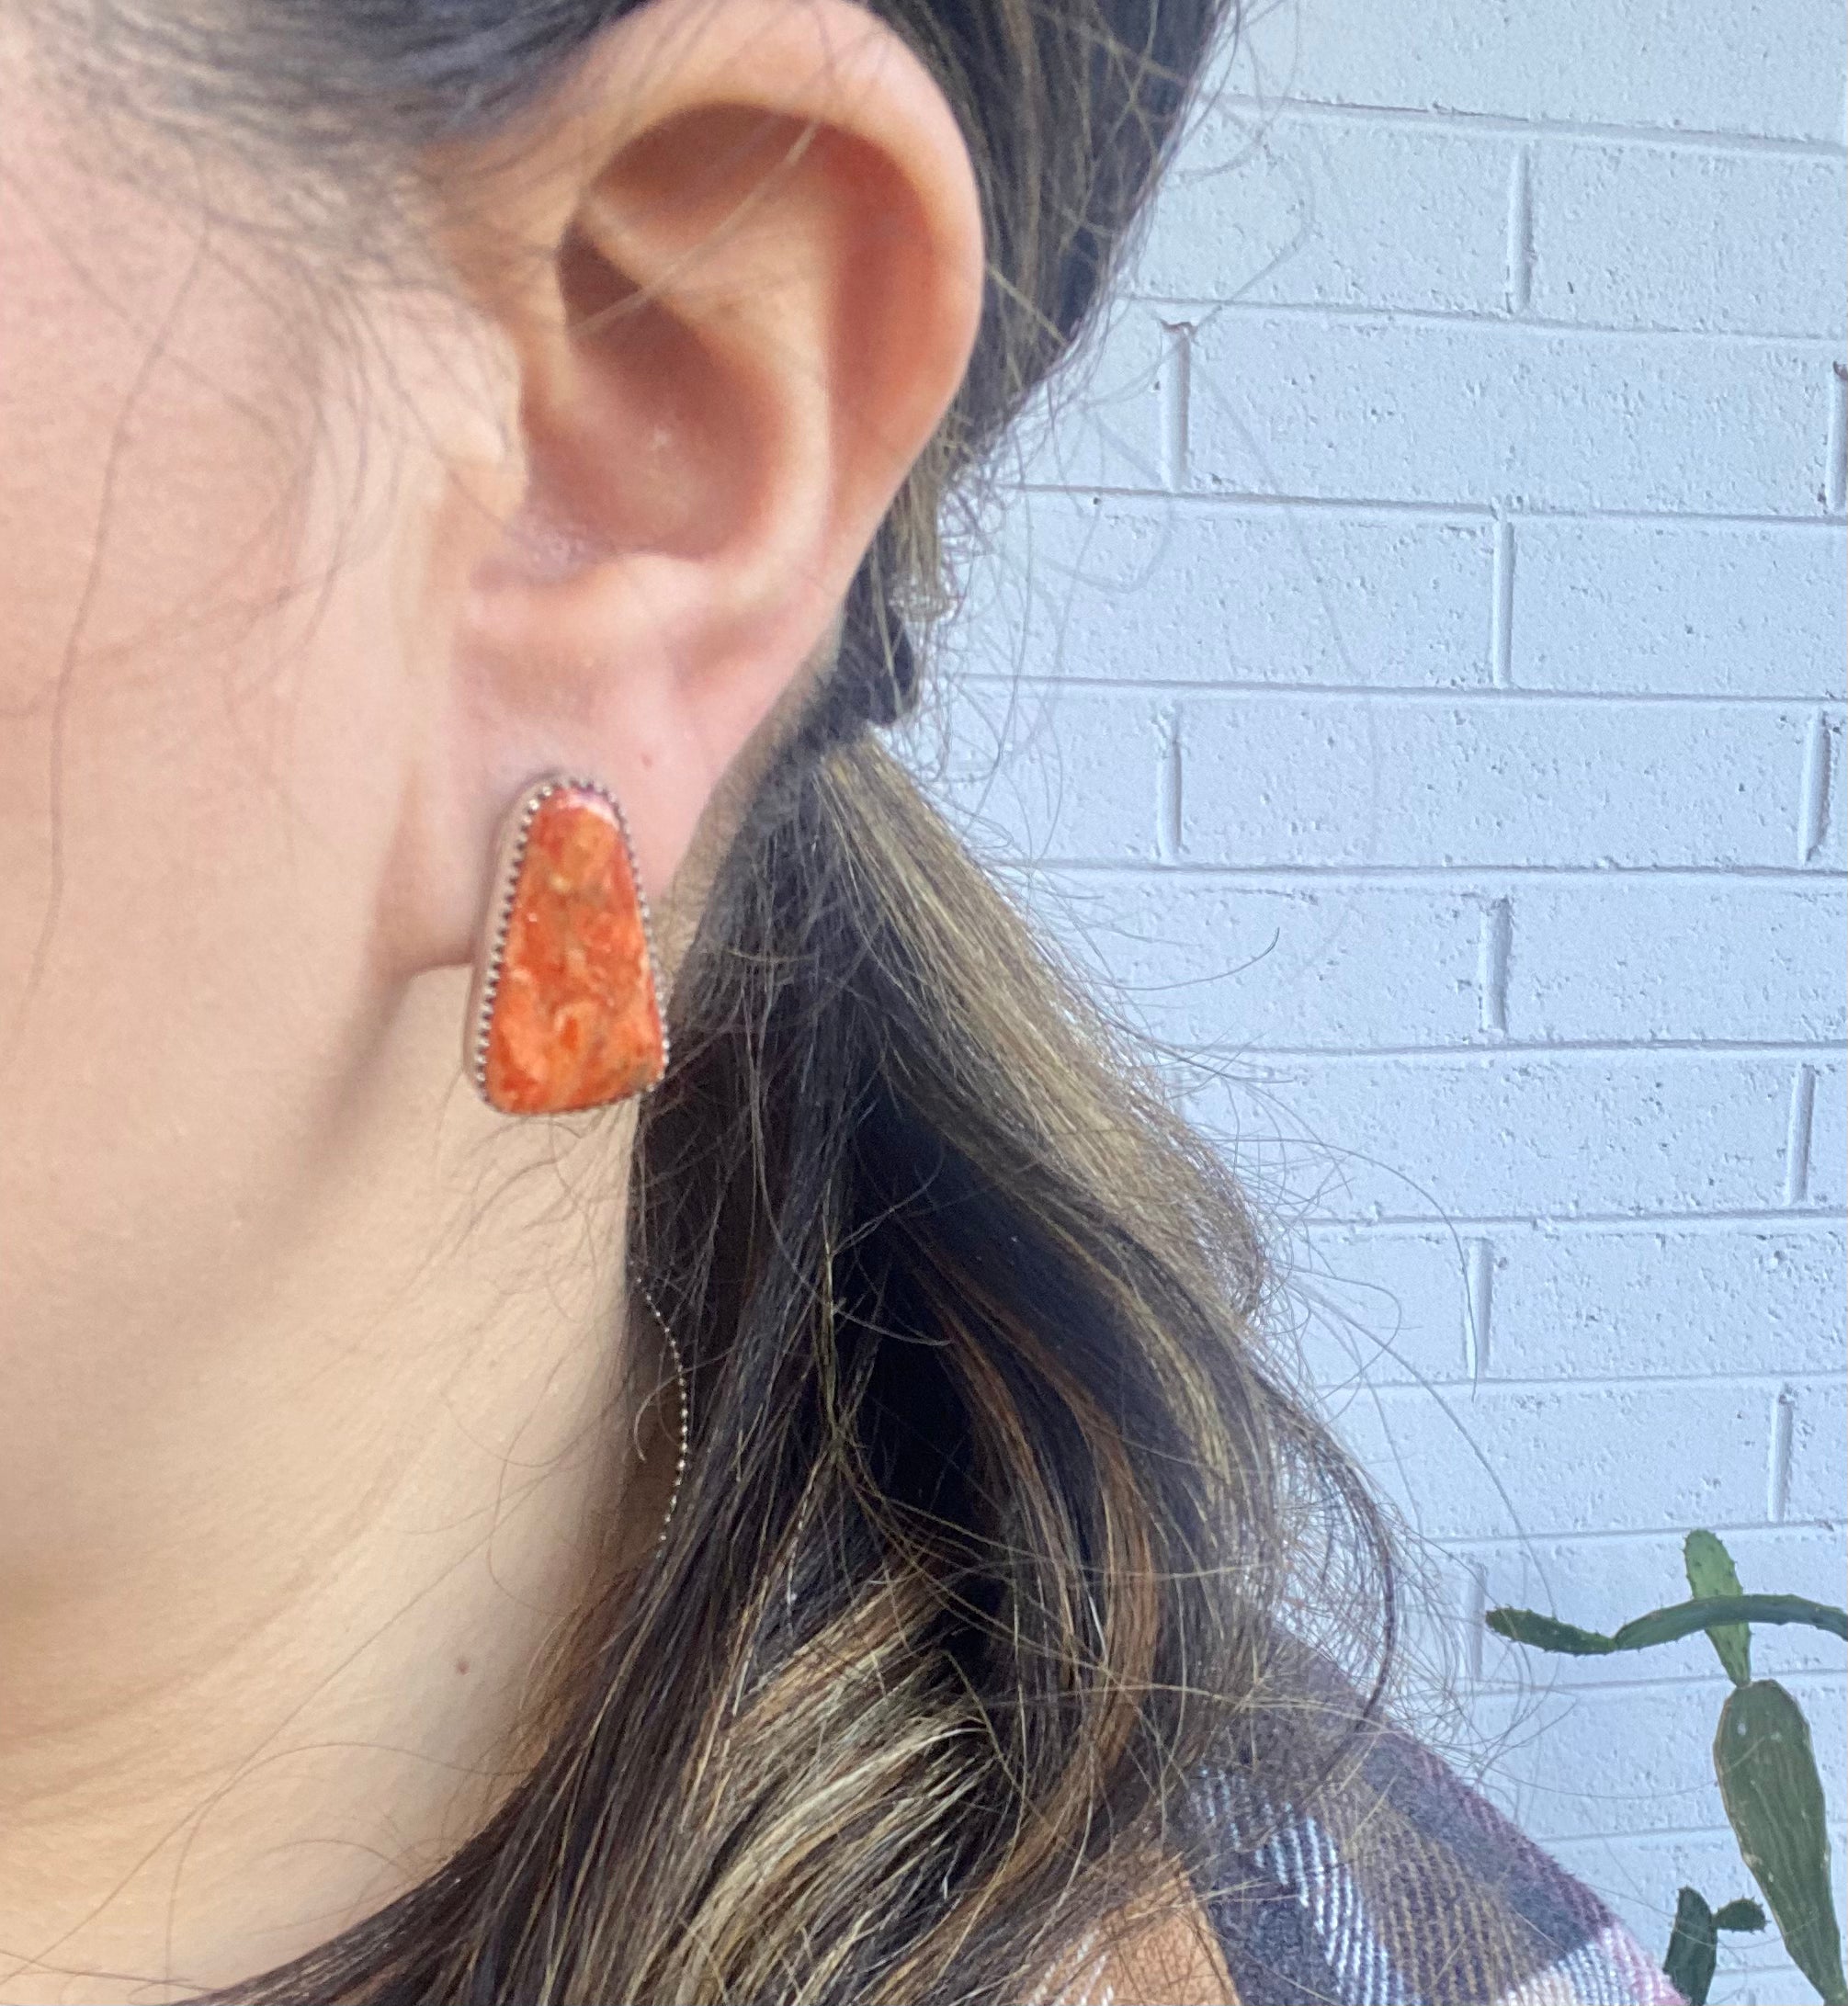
[407,0,983,963]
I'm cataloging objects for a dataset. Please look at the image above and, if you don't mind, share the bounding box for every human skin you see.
[0,3,982,1996]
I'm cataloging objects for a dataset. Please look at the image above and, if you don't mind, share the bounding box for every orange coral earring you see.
[465,776,669,1116]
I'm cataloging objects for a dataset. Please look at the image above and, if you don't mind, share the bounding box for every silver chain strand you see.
[635,1283,688,1552]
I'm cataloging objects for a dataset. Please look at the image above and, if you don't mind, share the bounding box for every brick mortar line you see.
[992,862,1848,882]
[1828,364,1848,513]
[1171,1041,1846,1060]
[1504,148,1535,318]
[1437,1519,1848,1553]
[1205,92,1848,161]
[1490,516,1517,686]
[1343,1370,1845,1397]
[1470,1672,1848,1702]
[1253,1208,1846,1230]
[1120,296,1848,345]
[1287,1215,1847,1239]
[958,674,1848,707]
[1771,1387,1800,1521]
[1498,1817,1848,1852]
[994,492,1848,529]
[1006,483,1848,527]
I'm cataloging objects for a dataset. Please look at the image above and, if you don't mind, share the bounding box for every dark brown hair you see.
[42,0,1399,1997]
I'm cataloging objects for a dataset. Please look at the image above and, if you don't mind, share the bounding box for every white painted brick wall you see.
[1511,522,1847,695]
[1526,145,1848,337]
[911,0,1847,1996]
[1183,317,1831,513]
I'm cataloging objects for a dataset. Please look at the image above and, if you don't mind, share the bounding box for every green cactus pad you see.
[1715,1680,1846,2006]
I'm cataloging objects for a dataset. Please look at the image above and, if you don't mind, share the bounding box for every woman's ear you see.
[394,0,983,972]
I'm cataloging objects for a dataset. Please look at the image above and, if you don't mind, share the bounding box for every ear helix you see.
[465,776,669,1116]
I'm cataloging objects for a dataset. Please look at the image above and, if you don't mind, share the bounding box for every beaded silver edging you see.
[463,774,673,1112]
[636,1283,689,1552]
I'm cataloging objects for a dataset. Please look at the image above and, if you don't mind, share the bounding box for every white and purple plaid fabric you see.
[1195,1709,1684,2005]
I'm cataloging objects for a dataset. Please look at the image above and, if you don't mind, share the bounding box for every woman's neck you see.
[0,971,663,2004]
